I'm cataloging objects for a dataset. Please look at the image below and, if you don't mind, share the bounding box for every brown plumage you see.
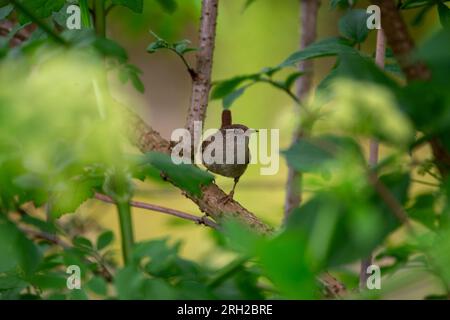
[201,110,253,201]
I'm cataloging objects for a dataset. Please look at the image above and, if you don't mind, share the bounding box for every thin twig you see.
[258,78,300,104]
[19,226,71,248]
[168,48,198,80]
[410,179,440,187]
[367,171,412,229]
[95,193,219,229]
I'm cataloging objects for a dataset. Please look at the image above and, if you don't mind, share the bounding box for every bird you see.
[201,109,254,202]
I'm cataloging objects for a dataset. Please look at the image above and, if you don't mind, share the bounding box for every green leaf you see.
[68,288,88,300]
[400,0,434,9]
[407,194,437,230]
[94,37,128,63]
[133,239,200,280]
[73,236,93,250]
[146,39,169,53]
[399,82,448,134]
[330,0,356,9]
[155,0,177,13]
[243,0,258,10]
[221,219,316,298]
[258,232,317,299]
[279,37,356,67]
[49,180,97,219]
[427,228,450,284]
[87,276,108,296]
[283,138,334,173]
[97,230,114,250]
[118,64,145,93]
[141,152,214,197]
[223,87,246,109]
[284,71,304,90]
[286,188,400,268]
[336,51,399,87]
[18,0,66,19]
[283,135,363,173]
[13,173,48,207]
[130,71,145,93]
[20,214,56,234]
[173,39,196,54]
[438,2,450,29]
[29,273,67,290]
[111,0,144,13]
[0,273,27,292]
[0,216,41,275]
[133,238,177,261]
[0,4,13,20]
[115,266,156,299]
[411,4,434,26]
[211,74,257,100]
[338,9,370,43]
[415,28,450,86]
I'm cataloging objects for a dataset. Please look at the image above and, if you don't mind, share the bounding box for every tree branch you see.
[2,11,271,235]
[367,171,412,230]
[185,0,219,152]
[124,108,273,234]
[370,0,450,178]
[19,226,70,249]
[284,0,320,220]
[19,225,114,281]
[95,193,219,229]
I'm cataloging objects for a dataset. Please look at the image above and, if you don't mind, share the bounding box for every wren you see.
[201,110,254,202]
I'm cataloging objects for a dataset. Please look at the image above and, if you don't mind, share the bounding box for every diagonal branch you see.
[367,171,412,229]
[124,108,273,234]
[185,0,219,153]
[19,225,114,281]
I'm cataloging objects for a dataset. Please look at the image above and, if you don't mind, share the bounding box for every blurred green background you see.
[64,0,442,297]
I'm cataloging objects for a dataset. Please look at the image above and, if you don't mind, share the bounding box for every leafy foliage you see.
[1,0,450,301]
[139,152,214,197]
[111,0,144,13]
[338,9,370,44]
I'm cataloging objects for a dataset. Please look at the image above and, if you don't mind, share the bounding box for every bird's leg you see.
[229,176,239,198]
[220,177,240,204]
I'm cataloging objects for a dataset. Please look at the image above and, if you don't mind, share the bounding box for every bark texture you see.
[284,0,321,220]
[185,0,219,156]
[370,0,450,177]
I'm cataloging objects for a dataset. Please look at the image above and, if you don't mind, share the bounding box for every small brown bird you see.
[201,110,254,202]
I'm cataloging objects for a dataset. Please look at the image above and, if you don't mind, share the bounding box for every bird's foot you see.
[219,190,234,204]
[197,215,210,226]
